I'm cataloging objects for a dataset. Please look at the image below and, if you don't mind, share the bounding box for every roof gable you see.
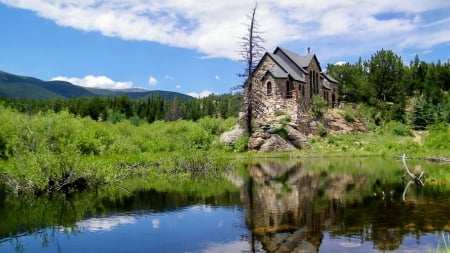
[274,47,322,72]
[269,53,305,82]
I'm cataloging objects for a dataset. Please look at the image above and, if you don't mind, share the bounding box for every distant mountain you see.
[0,70,193,100]
[86,87,193,100]
[0,70,95,99]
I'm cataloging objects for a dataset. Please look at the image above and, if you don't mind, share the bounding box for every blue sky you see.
[1,1,449,97]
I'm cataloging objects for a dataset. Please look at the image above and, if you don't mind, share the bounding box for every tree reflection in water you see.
[242,160,450,252]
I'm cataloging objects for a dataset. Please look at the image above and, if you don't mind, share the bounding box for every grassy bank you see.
[0,105,237,194]
[0,104,449,195]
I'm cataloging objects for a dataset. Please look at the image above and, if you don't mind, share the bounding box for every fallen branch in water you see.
[401,154,425,201]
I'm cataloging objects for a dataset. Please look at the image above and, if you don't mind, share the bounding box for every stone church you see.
[245,46,338,123]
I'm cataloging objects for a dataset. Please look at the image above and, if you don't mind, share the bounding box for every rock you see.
[248,136,265,150]
[258,134,297,152]
[285,125,311,149]
[220,126,246,146]
[323,109,366,134]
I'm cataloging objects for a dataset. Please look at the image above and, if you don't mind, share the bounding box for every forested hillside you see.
[1,93,241,123]
[327,49,450,129]
[0,70,95,99]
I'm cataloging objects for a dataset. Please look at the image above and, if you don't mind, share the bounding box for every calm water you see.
[0,158,449,253]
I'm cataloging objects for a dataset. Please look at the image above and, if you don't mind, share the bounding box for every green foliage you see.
[279,115,292,126]
[386,121,412,136]
[312,95,329,117]
[0,133,9,159]
[412,99,435,130]
[0,105,239,194]
[274,127,289,139]
[275,110,286,116]
[424,123,450,150]
[340,105,356,122]
[234,134,249,152]
[317,122,328,137]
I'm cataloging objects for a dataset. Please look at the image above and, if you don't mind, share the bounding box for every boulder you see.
[323,109,366,134]
[285,125,312,149]
[258,134,297,152]
[220,126,246,146]
[248,136,265,150]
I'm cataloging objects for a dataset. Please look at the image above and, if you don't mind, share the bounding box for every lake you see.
[0,157,449,253]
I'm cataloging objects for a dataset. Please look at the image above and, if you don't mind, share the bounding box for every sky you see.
[1,1,450,98]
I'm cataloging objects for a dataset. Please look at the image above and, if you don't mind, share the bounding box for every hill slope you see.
[0,70,95,99]
[0,70,192,100]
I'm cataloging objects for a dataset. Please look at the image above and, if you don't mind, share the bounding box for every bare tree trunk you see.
[239,4,264,135]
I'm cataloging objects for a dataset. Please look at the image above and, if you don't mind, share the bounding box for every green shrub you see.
[188,128,213,149]
[275,110,286,116]
[318,122,327,137]
[386,121,412,136]
[76,135,101,155]
[234,134,249,152]
[0,134,9,159]
[279,116,291,126]
[197,117,231,135]
[274,128,288,139]
[424,123,450,150]
[342,106,356,122]
[312,95,329,117]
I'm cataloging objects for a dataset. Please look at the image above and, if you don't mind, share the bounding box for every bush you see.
[279,116,291,126]
[0,134,9,159]
[234,135,249,152]
[317,122,327,137]
[386,121,412,136]
[274,128,288,139]
[424,123,450,150]
[312,95,329,117]
[275,110,286,116]
[341,106,356,122]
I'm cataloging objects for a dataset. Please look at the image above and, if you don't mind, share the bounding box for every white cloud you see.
[76,216,136,232]
[164,75,174,80]
[214,75,220,80]
[51,75,133,89]
[148,76,158,86]
[2,0,450,61]
[187,90,213,98]
[175,84,181,89]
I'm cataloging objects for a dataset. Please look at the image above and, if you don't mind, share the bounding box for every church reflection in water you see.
[240,161,450,252]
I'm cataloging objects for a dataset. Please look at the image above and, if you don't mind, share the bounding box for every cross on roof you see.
[307,46,311,54]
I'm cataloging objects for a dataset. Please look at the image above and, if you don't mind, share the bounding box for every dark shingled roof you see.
[276,47,315,69]
[269,65,289,79]
[258,46,338,85]
[269,53,305,82]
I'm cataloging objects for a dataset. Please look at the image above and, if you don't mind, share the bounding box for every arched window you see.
[286,80,293,98]
[266,81,272,95]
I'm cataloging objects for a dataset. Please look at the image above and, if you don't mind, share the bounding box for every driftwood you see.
[401,154,425,201]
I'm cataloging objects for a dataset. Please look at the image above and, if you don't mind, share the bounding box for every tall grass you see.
[0,105,238,194]
[429,232,449,253]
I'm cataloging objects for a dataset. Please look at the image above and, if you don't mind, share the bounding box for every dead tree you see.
[401,154,425,201]
[238,4,265,135]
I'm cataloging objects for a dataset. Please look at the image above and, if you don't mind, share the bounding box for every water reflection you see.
[76,215,137,232]
[0,158,449,252]
[242,159,450,252]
